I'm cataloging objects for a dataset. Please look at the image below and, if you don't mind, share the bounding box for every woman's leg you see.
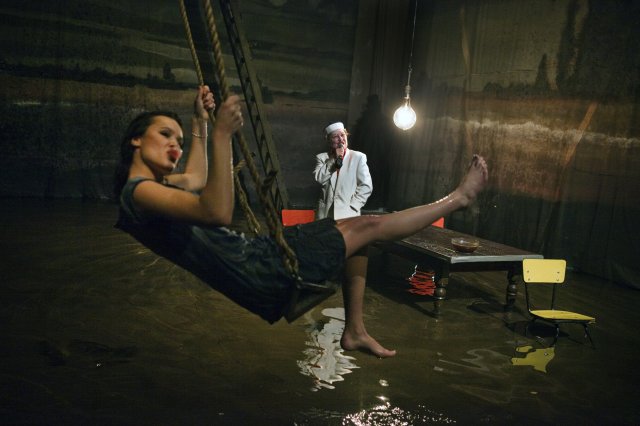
[340,246,396,357]
[335,155,488,357]
[336,155,488,257]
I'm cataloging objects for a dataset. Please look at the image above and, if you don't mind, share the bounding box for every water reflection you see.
[343,401,457,425]
[297,307,359,391]
[39,339,137,368]
[511,345,556,373]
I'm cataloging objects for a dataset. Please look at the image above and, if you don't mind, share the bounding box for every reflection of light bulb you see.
[393,98,417,130]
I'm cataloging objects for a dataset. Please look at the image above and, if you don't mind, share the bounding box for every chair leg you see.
[525,319,535,340]
[527,318,551,348]
[551,324,560,347]
[584,324,596,349]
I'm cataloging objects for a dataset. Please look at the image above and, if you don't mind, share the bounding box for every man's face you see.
[329,130,348,150]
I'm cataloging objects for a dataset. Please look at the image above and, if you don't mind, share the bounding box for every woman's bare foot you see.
[341,330,397,358]
[455,154,488,208]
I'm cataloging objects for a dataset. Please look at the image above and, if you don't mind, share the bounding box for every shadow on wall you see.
[350,94,395,210]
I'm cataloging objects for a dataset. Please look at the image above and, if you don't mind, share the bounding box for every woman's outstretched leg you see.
[336,155,488,257]
[335,155,488,357]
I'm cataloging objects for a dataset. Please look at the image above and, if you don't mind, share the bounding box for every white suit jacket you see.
[313,149,373,220]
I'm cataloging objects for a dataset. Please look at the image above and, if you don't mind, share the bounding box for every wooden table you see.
[375,226,543,315]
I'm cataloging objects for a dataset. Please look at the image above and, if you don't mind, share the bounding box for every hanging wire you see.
[405,0,418,88]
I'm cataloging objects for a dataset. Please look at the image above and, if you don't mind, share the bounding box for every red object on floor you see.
[407,267,436,296]
[281,209,315,226]
[404,218,442,295]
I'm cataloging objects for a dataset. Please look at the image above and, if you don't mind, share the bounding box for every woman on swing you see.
[114,86,488,358]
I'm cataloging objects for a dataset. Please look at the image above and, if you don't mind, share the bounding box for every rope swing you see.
[178,0,301,280]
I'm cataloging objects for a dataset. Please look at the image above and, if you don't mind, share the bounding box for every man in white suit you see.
[314,122,373,331]
[314,122,372,220]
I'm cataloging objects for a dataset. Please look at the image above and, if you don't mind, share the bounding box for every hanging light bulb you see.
[393,84,417,130]
[394,0,418,131]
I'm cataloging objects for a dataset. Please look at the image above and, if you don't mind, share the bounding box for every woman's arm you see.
[197,95,242,225]
[133,94,244,226]
[165,86,213,191]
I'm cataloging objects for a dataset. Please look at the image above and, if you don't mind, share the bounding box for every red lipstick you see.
[168,148,182,162]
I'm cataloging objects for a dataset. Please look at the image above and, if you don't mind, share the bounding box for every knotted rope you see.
[179,0,300,278]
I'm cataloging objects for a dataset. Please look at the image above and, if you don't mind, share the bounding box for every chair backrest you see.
[523,259,566,311]
[523,259,566,284]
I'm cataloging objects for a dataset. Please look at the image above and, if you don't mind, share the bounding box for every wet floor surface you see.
[1,199,639,425]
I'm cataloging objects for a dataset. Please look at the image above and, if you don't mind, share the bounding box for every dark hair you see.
[113,110,182,201]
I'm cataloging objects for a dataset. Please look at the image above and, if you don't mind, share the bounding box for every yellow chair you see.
[522,259,595,348]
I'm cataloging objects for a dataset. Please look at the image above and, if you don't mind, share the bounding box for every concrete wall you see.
[349,0,640,286]
[1,0,639,286]
[0,0,359,208]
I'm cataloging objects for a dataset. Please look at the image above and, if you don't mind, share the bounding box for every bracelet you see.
[192,116,208,138]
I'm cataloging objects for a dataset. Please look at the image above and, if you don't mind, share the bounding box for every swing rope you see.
[178,0,260,235]
[178,0,300,279]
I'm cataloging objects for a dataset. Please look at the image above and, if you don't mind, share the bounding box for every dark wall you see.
[0,0,358,207]
[1,0,639,288]
[349,0,640,288]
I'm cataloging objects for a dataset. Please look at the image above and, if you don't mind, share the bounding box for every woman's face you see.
[132,116,184,176]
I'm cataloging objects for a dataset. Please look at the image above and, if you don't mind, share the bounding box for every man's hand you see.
[334,143,345,169]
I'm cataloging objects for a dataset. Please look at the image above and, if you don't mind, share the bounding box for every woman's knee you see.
[356,214,385,235]
[336,215,383,240]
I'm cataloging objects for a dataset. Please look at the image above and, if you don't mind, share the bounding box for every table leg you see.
[505,266,518,310]
[432,265,449,316]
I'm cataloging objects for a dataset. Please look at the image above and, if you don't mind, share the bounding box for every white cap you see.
[324,122,345,135]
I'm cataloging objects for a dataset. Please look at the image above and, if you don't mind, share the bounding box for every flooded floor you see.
[1,199,639,425]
